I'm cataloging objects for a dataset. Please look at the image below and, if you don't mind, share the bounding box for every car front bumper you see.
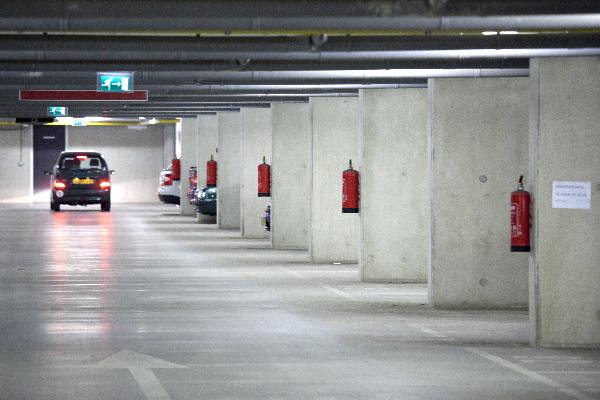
[158,194,180,205]
[54,189,110,205]
[197,199,216,216]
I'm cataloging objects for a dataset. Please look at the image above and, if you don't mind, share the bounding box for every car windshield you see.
[61,155,105,171]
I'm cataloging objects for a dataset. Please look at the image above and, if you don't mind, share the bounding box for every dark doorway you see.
[33,125,65,195]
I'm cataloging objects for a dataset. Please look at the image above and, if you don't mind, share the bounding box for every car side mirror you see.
[44,170,51,176]
[110,170,115,174]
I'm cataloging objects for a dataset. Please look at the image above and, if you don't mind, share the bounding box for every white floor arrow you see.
[92,349,186,400]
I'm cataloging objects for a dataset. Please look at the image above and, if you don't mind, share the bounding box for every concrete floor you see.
[1,203,599,400]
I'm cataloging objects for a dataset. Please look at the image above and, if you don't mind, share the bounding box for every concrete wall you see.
[240,108,272,238]
[529,57,600,347]
[0,126,33,203]
[179,117,198,214]
[271,103,311,249]
[360,89,429,283]
[196,114,218,189]
[217,112,242,230]
[310,97,360,262]
[68,124,166,203]
[163,124,176,168]
[429,78,529,309]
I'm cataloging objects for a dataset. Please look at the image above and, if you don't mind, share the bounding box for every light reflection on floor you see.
[1,203,598,400]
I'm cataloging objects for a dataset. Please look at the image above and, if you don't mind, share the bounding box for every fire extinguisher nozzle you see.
[517,175,525,191]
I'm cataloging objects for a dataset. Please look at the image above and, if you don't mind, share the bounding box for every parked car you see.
[46,151,113,212]
[158,159,181,205]
[195,186,217,216]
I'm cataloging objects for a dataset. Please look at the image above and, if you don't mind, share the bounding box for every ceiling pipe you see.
[0,84,421,94]
[0,43,598,63]
[0,68,529,83]
[0,34,599,62]
[0,14,599,33]
[0,60,529,72]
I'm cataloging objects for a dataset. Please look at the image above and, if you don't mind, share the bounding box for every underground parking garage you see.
[1,1,600,399]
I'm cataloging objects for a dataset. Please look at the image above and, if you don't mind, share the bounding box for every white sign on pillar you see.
[551,181,592,209]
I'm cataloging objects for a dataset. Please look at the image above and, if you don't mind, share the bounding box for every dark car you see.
[196,187,217,216]
[46,151,114,212]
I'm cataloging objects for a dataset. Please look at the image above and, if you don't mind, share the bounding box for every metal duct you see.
[0,34,598,62]
[0,15,599,33]
[0,69,529,84]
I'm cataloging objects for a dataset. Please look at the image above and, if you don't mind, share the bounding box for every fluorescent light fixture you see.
[500,31,520,35]
[482,31,498,35]
[148,118,159,125]
[55,117,74,125]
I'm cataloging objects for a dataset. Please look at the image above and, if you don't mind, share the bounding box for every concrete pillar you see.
[196,114,218,188]
[529,57,600,347]
[359,89,429,283]
[271,103,311,250]
[310,97,360,262]
[179,117,198,215]
[217,112,242,230]
[196,114,218,224]
[163,124,176,168]
[429,78,529,309]
[240,108,272,239]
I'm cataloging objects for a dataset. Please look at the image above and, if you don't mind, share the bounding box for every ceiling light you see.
[482,31,498,36]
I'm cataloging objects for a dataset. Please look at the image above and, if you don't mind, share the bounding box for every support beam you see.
[271,103,311,250]
[359,88,429,283]
[179,117,198,215]
[196,114,218,224]
[529,57,600,348]
[240,108,272,239]
[217,112,242,230]
[429,77,529,309]
[310,97,360,263]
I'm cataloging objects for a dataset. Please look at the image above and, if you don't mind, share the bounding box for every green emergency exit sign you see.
[47,106,68,117]
[97,72,134,92]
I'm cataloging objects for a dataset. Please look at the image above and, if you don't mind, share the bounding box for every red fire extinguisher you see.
[171,158,181,181]
[206,154,217,187]
[342,159,359,213]
[258,156,271,197]
[511,175,531,252]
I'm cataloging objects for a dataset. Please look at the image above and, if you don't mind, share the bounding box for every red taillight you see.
[161,173,173,186]
[76,155,88,160]
[99,180,111,189]
[53,180,66,190]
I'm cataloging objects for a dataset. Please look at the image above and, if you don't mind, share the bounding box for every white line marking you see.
[537,371,600,375]
[409,324,453,340]
[129,367,173,400]
[466,348,596,400]
[278,267,358,301]
[92,349,186,400]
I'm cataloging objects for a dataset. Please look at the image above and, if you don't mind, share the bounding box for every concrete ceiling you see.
[0,0,599,118]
